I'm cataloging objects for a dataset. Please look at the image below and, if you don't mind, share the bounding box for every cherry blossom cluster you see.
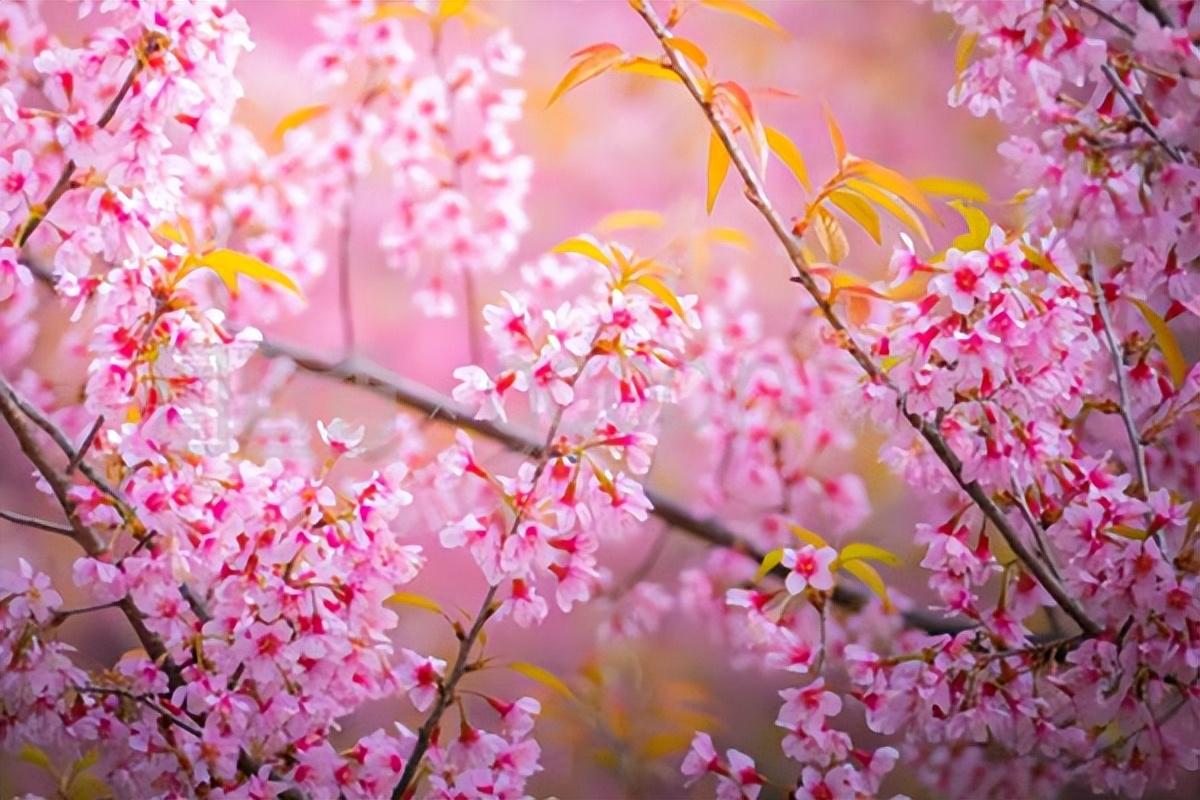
[440,244,698,626]
[828,2,1200,796]
[296,0,531,318]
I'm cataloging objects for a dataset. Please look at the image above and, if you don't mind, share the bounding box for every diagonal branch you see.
[629,0,1100,636]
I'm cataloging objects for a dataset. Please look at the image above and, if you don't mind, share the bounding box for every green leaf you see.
[509,661,577,702]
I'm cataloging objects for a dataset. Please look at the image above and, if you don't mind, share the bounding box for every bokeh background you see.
[1,2,1020,798]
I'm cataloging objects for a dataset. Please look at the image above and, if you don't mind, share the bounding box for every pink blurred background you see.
[2,3,1011,797]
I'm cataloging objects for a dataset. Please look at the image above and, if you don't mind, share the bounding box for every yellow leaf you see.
[765,126,811,192]
[635,274,687,320]
[812,207,849,265]
[787,523,830,549]
[1109,525,1150,541]
[552,236,614,268]
[640,732,696,759]
[699,0,783,32]
[66,774,112,800]
[823,104,847,165]
[755,547,784,581]
[955,31,979,77]
[385,592,445,615]
[713,81,766,170]
[840,559,893,612]
[185,249,303,298]
[595,209,665,233]
[370,3,427,21]
[548,43,625,107]
[272,104,330,141]
[438,0,469,18]
[829,189,881,243]
[616,57,682,83]
[154,220,192,249]
[1131,298,1188,389]
[915,176,990,204]
[707,226,753,250]
[838,542,900,567]
[666,37,708,69]
[843,179,931,249]
[1019,243,1067,282]
[706,131,731,214]
[948,201,991,251]
[844,157,936,219]
[509,661,578,702]
[19,743,53,772]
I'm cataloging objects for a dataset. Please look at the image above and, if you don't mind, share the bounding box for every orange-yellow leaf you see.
[915,176,990,204]
[765,125,811,192]
[552,236,614,268]
[706,131,731,214]
[948,200,991,251]
[714,81,766,170]
[842,179,932,249]
[812,207,849,265]
[1131,298,1188,389]
[666,37,708,69]
[437,0,469,18]
[955,31,979,77]
[829,189,881,243]
[699,0,783,32]
[840,559,893,612]
[385,591,444,615]
[509,661,578,702]
[640,732,696,760]
[844,157,936,219]
[370,2,427,21]
[548,44,624,107]
[189,249,303,298]
[1109,524,1150,541]
[636,274,687,320]
[823,104,847,165]
[616,57,683,83]
[707,226,753,250]
[272,104,330,141]
[595,209,665,233]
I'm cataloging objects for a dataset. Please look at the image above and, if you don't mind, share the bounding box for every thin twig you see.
[1074,0,1136,36]
[1100,63,1184,163]
[1087,265,1151,502]
[630,0,1099,636]
[66,415,104,474]
[0,508,75,538]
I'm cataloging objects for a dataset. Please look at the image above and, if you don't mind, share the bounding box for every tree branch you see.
[629,0,1100,636]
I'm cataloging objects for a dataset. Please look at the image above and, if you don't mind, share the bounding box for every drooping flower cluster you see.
[297,0,532,319]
